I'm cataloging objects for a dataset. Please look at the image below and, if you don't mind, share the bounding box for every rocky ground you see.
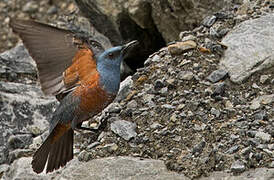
[0,0,75,53]
[0,0,274,179]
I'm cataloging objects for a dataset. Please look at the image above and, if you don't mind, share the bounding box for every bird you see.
[9,19,138,174]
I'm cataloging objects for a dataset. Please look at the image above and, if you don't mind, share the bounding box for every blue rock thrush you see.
[10,19,138,173]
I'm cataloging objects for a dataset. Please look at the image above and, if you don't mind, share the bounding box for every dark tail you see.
[31,128,74,173]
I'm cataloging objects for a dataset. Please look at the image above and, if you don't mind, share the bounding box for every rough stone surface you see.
[200,168,274,180]
[220,14,274,83]
[110,120,137,141]
[206,69,228,83]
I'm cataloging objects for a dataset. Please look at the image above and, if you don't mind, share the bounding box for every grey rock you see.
[260,75,270,84]
[192,140,206,154]
[115,76,133,102]
[240,147,251,156]
[22,1,38,13]
[220,15,274,83]
[206,69,228,83]
[211,108,221,118]
[226,145,239,154]
[212,82,226,96]
[0,164,9,178]
[78,150,92,162]
[107,103,122,113]
[2,157,49,179]
[0,81,56,164]
[154,79,165,90]
[7,134,32,150]
[127,100,138,109]
[160,87,168,95]
[151,54,161,63]
[231,160,246,173]
[47,6,58,14]
[178,71,194,81]
[247,130,256,138]
[8,149,32,163]
[111,120,137,141]
[161,104,175,109]
[255,131,271,143]
[200,168,274,180]
[202,15,217,27]
[87,142,100,150]
[253,111,267,120]
[180,34,197,42]
[150,122,163,129]
[58,156,190,180]
[143,94,155,104]
[0,43,37,83]
[250,94,274,110]
[104,143,119,153]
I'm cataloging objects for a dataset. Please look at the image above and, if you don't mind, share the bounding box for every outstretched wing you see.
[10,19,104,97]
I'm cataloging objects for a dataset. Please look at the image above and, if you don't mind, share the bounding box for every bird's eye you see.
[108,53,114,59]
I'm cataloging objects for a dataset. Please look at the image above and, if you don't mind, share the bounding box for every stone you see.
[161,104,175,109]
[104,143,119,153]
[253,111,267,121]
[180,34,197,42]
[47,6,58,14]
[7,134,32,150]
[255,131,271,143]
[127,100,138,109]
[212,82,226,96]
[260,75,270,84]
[8,149,32,163]
[0,81,56,164]
[78,150,92,162]
[58,157,190,180]
[206,69,228,83]
[211,108,221,118]
[200,168,274,180]
[110,120,137,141]
[106,103,122,113]
[220,15,274,83]
[192,141,206,154]
[250,94,274,110]
[168,40,197,55]
[202,15,217,27]
[154,79,165,90]
[170,114,178,122]
[150,122,163,129]
[3,157,50,179]
[115,76,133,102]
[231,160,246,173]
[22,1,38,13]
[178,71,194,81]
[0,43,37,83]
[226,145,239,154]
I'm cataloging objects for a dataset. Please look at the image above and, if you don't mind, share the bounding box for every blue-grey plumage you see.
[97,40,138,94]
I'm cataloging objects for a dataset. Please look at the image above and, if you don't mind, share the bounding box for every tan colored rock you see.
[168,40,197,55]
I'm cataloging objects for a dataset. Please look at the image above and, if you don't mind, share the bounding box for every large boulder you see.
[220,14,274,83]
[0,44,57,164]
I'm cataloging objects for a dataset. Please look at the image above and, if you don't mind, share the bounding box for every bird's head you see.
[97,40,138,70]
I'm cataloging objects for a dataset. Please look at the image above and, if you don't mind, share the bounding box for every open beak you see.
[121,40,139,58]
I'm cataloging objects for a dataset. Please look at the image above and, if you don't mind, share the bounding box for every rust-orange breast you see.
[65,47,114,114]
